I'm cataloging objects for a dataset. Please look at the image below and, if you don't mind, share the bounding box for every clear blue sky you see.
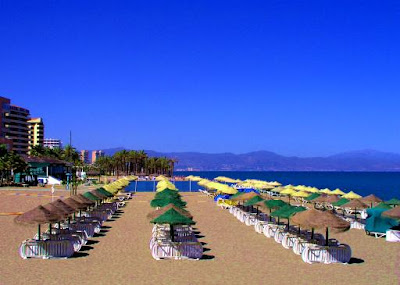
[1,1,399,156]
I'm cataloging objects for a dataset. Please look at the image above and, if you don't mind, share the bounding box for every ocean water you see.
[125,171,400,200]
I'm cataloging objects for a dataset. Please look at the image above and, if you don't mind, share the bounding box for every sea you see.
[125,171,400,200]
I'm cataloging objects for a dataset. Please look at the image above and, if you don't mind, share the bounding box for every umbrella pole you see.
[354,207,357,220]
[49,223,51,234]
[325,227,329,246]
[269,208,272,222]
[37,224,41,241]
[170,224,174,242]
[311,228,314,240]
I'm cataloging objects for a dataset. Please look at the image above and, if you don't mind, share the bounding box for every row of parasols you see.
[15,178,134,259]
[147,179,203,260]
[184,176,400,205]
[204,189,355,264]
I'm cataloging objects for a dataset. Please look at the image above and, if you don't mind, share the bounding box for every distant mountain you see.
[101,147,126,156]
[99,148,400,171]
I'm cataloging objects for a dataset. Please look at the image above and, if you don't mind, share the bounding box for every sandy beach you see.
[0,191,399,285]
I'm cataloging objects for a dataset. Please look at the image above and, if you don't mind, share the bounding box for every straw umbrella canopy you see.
[371,202,392,210]
[331,188,345,195]
[342,199,368,210]
[382,207,400,220]
[15,205,62,240]
[42,203,69,219]
[150,208,195,242]
[314,195,340,204]
[342,199,368,220]
[361,194,383,207]
[291,191,310,198]
[63,198,88,210]
[243,196,264,207]
[15,205,62,225]
[71,195,96,206]
[51,199,77,215]
[147,204,192,220]
[291,209,350,245]
[386,198,400,206]
[304,193,321,201]
[332,198,350,207]
[342,191,362,199]
[83,192,102,202]
[263,199,288,209]
[230,191,259,202]
[150,198,186,208]
[90,190,108,200]
[280,188,296,204]
[95,188,114,197]
[320,188,332,195]
[324,195,341,204]
[271,205,307,220]
[154,189,181,199]
[230,191,245,199]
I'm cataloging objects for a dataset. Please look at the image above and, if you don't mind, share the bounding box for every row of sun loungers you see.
[150,224,203,260]
[19,193,132,259]
[229,205,352,264]
[200,189,352,265]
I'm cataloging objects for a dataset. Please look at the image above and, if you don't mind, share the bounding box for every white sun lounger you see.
[386,230,400,242]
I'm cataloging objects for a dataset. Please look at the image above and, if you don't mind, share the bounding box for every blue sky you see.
[0,1,399,156]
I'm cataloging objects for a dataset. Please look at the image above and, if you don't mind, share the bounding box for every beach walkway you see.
[0,192,399,284]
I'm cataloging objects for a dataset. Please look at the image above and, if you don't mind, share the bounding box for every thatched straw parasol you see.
[147,204,192,220]
[42,203,69,218]
[230,192,259,202]
[71,195,96,206]
[63,198,88,210]
[51,199,76,215]
[342,199,368,220]
[382,207,400,220]
[385,198,400,206]
[361,194,382,207]
[150,208,195,242]
[150,197,186,208]
[291,209,350,245]
[14,205,62,240]
[324,195,341,204]
[90,190,108,200]
[313,195,329,203]
[342,199,368,209]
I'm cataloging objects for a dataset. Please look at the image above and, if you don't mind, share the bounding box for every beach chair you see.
[36,233,83,252]
[274,227,287,244]
[301,244,351,264]
[350,220,365,230]
[281,233,299,249]
[386,230,400,242]
[151,240,203,260]
[19,239,75,259]
[243,213,257,226]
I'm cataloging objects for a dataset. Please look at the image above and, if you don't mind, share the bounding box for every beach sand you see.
[0,191,398,285]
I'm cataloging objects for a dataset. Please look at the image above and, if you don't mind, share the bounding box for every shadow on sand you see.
[70,252,89,259]
[348,257,365,264]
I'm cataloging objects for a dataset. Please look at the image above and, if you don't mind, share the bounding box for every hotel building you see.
[0,97,31,154]
[28,118,44,149]
[43,138,62,149]
[91,150,104,164]
[80,150,90,164]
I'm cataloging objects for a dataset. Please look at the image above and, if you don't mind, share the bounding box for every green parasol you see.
[150,208,195,242]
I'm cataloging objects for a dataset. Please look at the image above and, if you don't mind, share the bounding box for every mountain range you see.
[101,148,400,171]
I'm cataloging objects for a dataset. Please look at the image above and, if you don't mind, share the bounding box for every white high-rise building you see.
[43,138,62,149]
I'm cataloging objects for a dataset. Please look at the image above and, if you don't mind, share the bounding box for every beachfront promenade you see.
[0,191,399,284]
